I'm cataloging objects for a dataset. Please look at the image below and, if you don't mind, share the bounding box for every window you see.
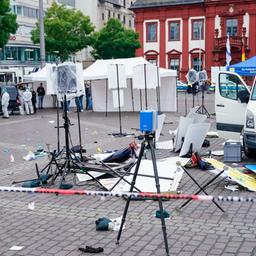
[169,58,180,71]
[102,13,104,21]
[192,57,202,72]
[16,5,22,15]
[57,0,75,7]
[129,20,132,27]
[226,19,238,36]
[219,73,248,100]
[169,21,180,41]
[192,19,204,40]
[123,16,126,25]
[5,47,18,60]
[24,49,35,61]
[146,22,157,42]
[23,7,38,19]
[118,14,120,20]
[147,58,157,66]
[108,10,111,19]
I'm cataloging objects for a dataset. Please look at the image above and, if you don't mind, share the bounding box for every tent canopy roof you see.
[83,57,177,80]
[23,64,55,82]
[228,56,256,76]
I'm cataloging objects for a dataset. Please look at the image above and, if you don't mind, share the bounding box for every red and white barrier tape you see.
[0,186,255,202]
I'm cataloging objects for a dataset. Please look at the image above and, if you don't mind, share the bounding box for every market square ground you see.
[0,92,256,256]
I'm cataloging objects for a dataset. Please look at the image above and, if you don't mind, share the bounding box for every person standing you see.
[1,87,10,119]
[23,88,34,115]
[31,88,37,114]
[75,89,85,112]
[85,83,92,110]
[37,83,45,109]
[17,84,25,115]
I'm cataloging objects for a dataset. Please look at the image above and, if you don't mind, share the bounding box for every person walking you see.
[23,88,34,115]
[31,88,37,114]
[1,87,10,119]
[37,83,45,109]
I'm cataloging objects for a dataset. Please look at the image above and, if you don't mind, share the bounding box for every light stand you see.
[196,82,211,118]
[111,64,132,137]
[143,63,148,108]
[116,133,170,256]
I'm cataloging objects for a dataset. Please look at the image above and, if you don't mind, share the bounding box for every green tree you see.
[91,18,140,59]
[0,0,18,48]
[31,2,94,61]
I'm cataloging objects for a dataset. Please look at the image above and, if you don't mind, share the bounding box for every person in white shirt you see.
[1,87,10,119]
[22,88,34,115]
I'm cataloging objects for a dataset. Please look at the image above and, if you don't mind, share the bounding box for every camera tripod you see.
[116,133,170,256]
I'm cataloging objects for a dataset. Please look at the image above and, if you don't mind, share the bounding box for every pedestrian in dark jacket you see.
[37,83,45,109]
[32,89,37,114]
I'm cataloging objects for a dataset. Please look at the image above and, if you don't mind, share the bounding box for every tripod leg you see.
[116,142,145,244]
[149,140,169,256]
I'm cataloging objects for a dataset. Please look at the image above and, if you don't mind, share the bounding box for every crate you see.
[224,141,242,162]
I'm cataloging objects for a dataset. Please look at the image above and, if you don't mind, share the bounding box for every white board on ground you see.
[100,157,189,192]
[174,117,194,152]
[76,172,104,182]
[156,140,174,150]
[155,113,166,142]
[179,123,211,156]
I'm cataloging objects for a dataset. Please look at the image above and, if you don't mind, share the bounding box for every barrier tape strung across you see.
[0,186,255,203]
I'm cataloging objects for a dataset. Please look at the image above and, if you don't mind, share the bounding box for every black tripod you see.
[50,95,104,188]
[196,84,210,118]
[116,133,170,256]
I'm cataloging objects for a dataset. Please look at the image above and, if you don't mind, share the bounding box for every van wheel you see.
[243,138,254,158]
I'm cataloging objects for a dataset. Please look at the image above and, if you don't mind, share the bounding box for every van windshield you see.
[251,78,256,100]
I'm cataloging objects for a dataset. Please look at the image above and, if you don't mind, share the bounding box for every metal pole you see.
[39,0,46,68]
[116,64,122,134]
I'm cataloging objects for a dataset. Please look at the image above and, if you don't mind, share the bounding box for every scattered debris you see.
[206,131,219,138]
[28,202,35,210]
[23,151,36,161]
[9,154,15,163]
[225,185,239,191]
[211,150,224,156]
[9,246,24,251]
[48,120,55,124]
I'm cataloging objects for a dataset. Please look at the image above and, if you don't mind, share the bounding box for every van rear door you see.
[215,72,250,139]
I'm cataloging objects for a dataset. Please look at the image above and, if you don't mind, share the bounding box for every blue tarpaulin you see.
[228,56,256,76]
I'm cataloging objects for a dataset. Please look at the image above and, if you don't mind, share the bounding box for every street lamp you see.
[39,0,46,68]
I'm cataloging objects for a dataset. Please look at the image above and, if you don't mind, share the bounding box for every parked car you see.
[176,80,187,91]
[0,85,19,115]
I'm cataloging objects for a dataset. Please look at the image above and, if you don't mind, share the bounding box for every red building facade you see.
[130,0,256,80]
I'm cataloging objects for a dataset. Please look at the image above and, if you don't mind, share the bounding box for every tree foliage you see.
[0,0,18,48]
[91,18,140,59]
[31,2,94,61]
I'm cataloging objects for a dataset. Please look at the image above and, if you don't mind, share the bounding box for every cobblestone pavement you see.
[0,92,256,256]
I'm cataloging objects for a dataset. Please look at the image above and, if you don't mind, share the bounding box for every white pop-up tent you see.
[24,62,85,108]
[83,57,177,112]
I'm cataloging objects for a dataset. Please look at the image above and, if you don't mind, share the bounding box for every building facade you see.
[0,0,134,83]
[130,0,256,80]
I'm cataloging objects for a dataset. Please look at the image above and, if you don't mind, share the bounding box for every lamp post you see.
[39,0,46,68]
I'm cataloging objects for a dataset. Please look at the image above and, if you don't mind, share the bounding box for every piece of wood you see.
[206,158,256,192]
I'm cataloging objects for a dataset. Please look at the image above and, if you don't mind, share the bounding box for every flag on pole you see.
[226,33,231,66]
[241,43,246,61]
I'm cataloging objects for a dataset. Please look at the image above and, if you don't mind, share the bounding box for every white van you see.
[215,71,256,156]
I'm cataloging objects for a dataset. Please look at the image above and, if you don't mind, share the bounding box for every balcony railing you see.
[214,36,247,50]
